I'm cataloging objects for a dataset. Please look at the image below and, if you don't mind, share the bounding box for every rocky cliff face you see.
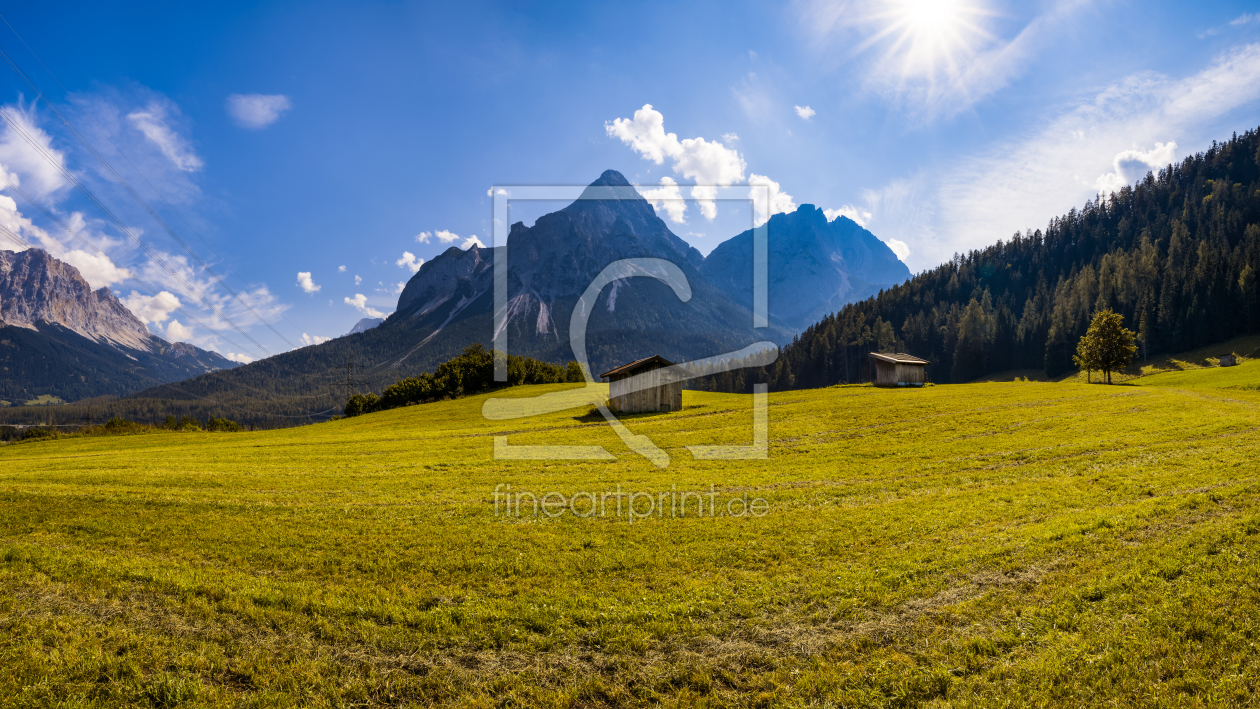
[346,317,384,335]
[0,248,154,350]
[699,205,912,330]
[386,170,789,373]
[0,248,239,403]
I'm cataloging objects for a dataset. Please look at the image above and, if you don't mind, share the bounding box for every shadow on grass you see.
[571,406,683,423]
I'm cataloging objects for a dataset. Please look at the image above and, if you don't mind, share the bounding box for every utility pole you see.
[342,358,357,402]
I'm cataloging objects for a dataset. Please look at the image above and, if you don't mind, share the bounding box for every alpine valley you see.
[0,170,910,424]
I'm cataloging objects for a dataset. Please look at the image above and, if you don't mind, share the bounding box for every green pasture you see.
[2,374,1259,707]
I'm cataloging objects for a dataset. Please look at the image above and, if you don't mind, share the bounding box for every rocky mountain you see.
[346,317,384,335]
[77,170,911,425]
[106,171,793,420]
[389,169,789,371]
[700,204,912,330]
[0,248,238,404]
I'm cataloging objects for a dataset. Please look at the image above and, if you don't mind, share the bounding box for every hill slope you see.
[699,126,1260,391]
[2,381,1259,704]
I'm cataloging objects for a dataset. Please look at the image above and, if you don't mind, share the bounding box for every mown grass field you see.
[2,371,1260,707]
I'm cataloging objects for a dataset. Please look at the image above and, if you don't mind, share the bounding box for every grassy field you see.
[2,372,1260,707]
[977,333,1260,384]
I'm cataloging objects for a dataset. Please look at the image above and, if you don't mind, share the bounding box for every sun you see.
[861,0,992,82]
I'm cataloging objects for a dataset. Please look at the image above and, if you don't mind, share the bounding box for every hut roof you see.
[868,352,931,365]
[600,355,676,380]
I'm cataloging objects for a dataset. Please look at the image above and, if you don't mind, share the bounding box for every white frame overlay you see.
[481,184,776,468]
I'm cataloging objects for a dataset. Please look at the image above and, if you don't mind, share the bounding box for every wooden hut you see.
[868,353,930,387]
[1220,353,1237,367]
[600,355,683,413]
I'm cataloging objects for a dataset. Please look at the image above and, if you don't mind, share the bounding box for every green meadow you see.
[2,371,1259,707]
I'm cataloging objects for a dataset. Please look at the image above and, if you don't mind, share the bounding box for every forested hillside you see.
[699,127,1260,391]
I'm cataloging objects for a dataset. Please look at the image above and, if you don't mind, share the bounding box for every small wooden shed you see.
[868,353,930,387]
[1220,353,1237,367]
[600,355,683,413]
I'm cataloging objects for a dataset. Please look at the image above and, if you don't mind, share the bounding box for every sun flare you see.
[866,0,992,81]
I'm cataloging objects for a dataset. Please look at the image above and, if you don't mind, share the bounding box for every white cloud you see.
[1232,13,1257,26]
[354,275,362,285]
[605,103,677,164]
[0,194,134,288]
[824,205,873,227]
[396,251,424,273]
[167,319,194,341]
[606,104,746,219]
[638,176,688,223]
[64,88,204,206]
[485,187,508,197]
[61,249,133,288]
[375,280,407,296]
[300,333,331,346]
[126,246,290,350]
[722,132,739,143]
[296,271,320,293]
[345,293,386,318]
[794,105,816,120]
[462,235,485,249]
[0,99,69,198]
[338,265,346,272]
[126,102,203,171]
[224,352,253,363]
[733,73,777,123]
[748,173,796,225]
[1093,141,1177,195]
[226,94,292,129]
[418,229,462,245]
[121,290,181,324]
[884,237,911,261]
[852,177,929,266]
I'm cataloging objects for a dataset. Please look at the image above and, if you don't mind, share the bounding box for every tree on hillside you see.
[1073,310,1137,384]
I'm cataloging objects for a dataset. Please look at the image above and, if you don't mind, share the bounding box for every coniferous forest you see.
[695,127,1260,392]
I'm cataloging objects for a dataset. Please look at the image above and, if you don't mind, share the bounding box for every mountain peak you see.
[589,169,632,188]
[576,169,642,205]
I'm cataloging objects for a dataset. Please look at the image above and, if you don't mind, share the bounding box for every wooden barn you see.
[600,355,683,413]
[868,353,930,387]
[1220,353,1237,367]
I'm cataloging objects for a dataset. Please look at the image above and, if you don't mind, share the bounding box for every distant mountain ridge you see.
[14,169,912,425]
[0,248,237,403]
[700,204,911,330]
[347,317,384,335]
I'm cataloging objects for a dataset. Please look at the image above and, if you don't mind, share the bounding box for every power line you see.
[0,33,297,350]
[0,107,273,358]
[0,179,267,360]
[342,358,357,402]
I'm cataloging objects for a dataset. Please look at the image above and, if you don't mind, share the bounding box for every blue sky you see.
[1,1,1259,362]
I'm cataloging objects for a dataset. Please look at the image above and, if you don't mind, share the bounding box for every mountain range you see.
[701,204,910,330]
[0,248,237,406]
[0,170,910,421]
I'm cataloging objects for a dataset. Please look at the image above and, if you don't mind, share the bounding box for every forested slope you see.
[700,127,1260,391]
